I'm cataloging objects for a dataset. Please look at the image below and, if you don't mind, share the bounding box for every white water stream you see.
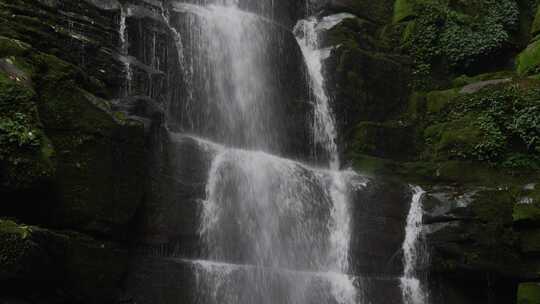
[401,186,429,304]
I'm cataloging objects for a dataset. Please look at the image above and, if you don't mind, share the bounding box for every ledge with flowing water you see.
[118,1,427,303]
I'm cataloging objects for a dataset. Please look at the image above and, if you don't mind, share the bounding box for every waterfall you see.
[151,1,362,303]
[188,134,360,304]
[401,186,429,304]
[121,1,433,303]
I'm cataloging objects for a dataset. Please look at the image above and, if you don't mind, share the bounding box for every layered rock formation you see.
[0,0,539,303]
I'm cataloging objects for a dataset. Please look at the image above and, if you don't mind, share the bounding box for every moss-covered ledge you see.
[0,219,129,303]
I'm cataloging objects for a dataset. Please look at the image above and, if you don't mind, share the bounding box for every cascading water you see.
[168,2,278,150]
[293,13,354,169]
[123,1,432,303]
[401,186,430,304]
[155,1,361,303]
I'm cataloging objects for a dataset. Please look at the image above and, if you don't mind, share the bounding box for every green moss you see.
[424,114,484,160]
[427,161,512,184]
[518,283,540,304]
[393,0,416,23]
[0,36,30,57]
[419,80,540,166]
[352,121,415,159]
[468,190,520,261]
[425,88,459,114]
[350,153,399,176]
[0,219,129,301]
[518,39,540,75]
[0,68,55,190]
[472,190,516,224]
[406,91,427,119]
[400,20,416,43]
[514,203,540,227]
[438,116,482,152]
[0,219,32,239]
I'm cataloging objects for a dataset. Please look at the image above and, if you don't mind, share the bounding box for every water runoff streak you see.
[162,0,363,303]
[401,186,430,304]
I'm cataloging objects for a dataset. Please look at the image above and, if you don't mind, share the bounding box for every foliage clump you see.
[0,70,55,189]
[424,81,540,169]
[402,0,519,88]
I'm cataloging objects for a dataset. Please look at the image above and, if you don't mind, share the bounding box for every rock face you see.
[1,0,539,303]
[320,1,540,304]
[0,0,165,301]
[0,0,327,302]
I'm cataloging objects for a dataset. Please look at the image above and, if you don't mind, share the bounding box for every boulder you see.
[424,187,530,303]
[326,46,410,142]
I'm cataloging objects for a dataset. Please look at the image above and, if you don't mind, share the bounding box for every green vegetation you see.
[393,0,415,23]
[424,81,540,168]
[518,283,540,304]
[517,39,540,75]
[398,0,520,89]
[0,63,55,189]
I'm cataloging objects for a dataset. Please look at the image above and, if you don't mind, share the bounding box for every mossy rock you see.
[514,203,540,228]
[425,88,459,114]
[428,189,521,281]
[0,219,66,281]
[518,282,540,304]
[0,36,31,58]
[471,189,516,225]
[0,219,129,303]
[350,153,400,177]
[0,49,145,236]
[424,114,483,159]
[352,121,415,160]
[326,42,411,137]
[517,40,540,75]
[393,0,416,23]
[406,91,427,120]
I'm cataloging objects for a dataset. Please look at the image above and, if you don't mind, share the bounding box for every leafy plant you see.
[437,83,540,167]
[404,0,519,89]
